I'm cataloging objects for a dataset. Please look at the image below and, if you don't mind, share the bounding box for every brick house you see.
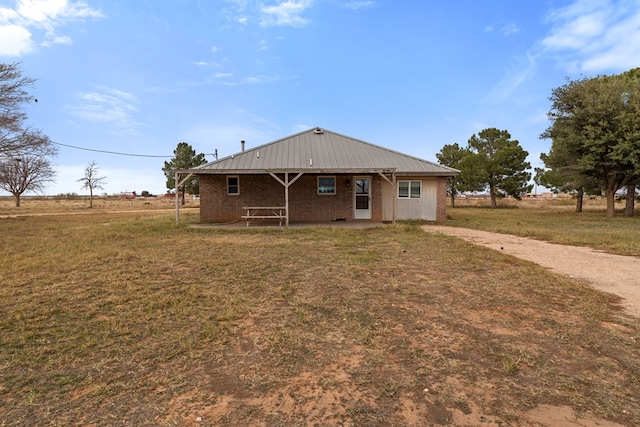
[178,127,458,225]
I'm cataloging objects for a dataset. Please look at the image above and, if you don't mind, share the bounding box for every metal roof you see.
[189,127,459,176]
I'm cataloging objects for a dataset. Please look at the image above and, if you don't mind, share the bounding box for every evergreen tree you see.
[162,142,207,205]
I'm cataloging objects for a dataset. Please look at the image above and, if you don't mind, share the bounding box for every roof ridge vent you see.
[313,127,324,134]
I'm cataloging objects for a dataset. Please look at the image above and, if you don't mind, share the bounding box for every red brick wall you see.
[198,174,384,223]
[436,176,448,221]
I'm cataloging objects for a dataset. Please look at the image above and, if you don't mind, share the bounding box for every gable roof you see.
[190,127,459,176]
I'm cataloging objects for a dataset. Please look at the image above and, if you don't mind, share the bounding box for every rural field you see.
[1,196,639,426]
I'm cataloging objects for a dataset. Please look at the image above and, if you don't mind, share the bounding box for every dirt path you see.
[422,225,640,318]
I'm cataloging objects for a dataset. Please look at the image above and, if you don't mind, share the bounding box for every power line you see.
[52,141,216,158]
[52,141,173,158]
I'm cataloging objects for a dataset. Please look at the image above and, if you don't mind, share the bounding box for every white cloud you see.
[541,0,640,72]
[0,24,33,55]
[484,22,520,36]
[42,34,71,47]
[343,1,378,10]
[0,0,103,56]
[488,0,640,101]
[260,0,313,27]
[500,23,520,36]
[487,51,539,102]
[221,0,315,28]
[68,87,138,125]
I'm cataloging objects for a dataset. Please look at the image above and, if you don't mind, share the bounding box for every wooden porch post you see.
[175,171,180,225]
[269,172,303,227]
[285,172,290,227]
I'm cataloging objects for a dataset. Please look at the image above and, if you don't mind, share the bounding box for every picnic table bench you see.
[241,206,286,227]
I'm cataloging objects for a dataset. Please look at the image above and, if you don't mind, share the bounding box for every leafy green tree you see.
[463,128,532,208]
[541,71,640,217]
[162,142,207,205]
[436,143,465,207]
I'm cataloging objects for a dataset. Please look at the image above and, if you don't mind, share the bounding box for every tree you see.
[541,71,640,217]
[0,139,56,207]
[436,143,481,207]
[162,142,207,205]
[436,143,464,207]
[0,63,56,205]
[0,63,51,158]
[78,161,106,208]
[463,128,532,207]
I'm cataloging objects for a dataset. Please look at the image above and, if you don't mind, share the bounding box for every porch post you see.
[392,172,397,223]
[285,172,289,227]
[269,172,303,227]
[175,171,180,225]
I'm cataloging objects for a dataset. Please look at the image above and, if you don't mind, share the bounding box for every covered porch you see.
[174,168,397,226]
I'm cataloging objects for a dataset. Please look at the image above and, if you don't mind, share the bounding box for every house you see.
[177,127,459,225]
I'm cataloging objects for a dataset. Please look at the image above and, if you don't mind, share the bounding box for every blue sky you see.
[1,0,640,196]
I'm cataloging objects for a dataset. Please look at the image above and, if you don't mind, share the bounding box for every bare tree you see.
[0,151,56,207]
[0,63,48,158]
[78,161,106,208]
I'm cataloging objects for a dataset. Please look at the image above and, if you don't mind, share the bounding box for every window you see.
[227,176,239,195]
[317,176,336,195]
[398,180,421,198]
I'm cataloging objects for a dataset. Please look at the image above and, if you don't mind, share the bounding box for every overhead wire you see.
[51,141,216,158]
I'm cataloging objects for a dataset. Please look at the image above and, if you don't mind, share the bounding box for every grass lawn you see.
[1,198,639,425]
[447,197,640,256]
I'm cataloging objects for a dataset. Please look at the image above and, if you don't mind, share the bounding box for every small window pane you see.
[398,181,409,198]
[318,177,336,194]
[410,181,421,198]
[227,176,239,195]
[398,180,421,198]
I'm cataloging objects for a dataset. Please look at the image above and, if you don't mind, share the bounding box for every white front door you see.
[354,177,371,219]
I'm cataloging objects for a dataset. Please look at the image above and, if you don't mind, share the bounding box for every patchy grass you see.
[0,208,639,426]
[446,201,640,256]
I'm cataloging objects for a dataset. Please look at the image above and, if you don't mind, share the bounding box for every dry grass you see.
[0,198,639,426]
[448,197,640,256]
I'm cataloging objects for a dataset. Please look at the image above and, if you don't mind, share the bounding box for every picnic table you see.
[241,206,286,227]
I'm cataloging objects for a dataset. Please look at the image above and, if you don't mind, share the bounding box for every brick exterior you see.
[199,173,448,223]
[199,174,384,223]
[436,176,448,222]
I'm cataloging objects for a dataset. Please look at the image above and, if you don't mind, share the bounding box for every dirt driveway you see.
[422,225,640,318]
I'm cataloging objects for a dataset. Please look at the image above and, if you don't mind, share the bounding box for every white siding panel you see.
[396,178,437,221]
[381,179,393,221]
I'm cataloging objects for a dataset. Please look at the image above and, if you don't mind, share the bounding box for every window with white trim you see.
[317,176,336,195]
[227,176,239,195]
[398,180,421,198]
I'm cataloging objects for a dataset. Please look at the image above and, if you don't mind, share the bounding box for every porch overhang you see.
[174,167,400,225]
